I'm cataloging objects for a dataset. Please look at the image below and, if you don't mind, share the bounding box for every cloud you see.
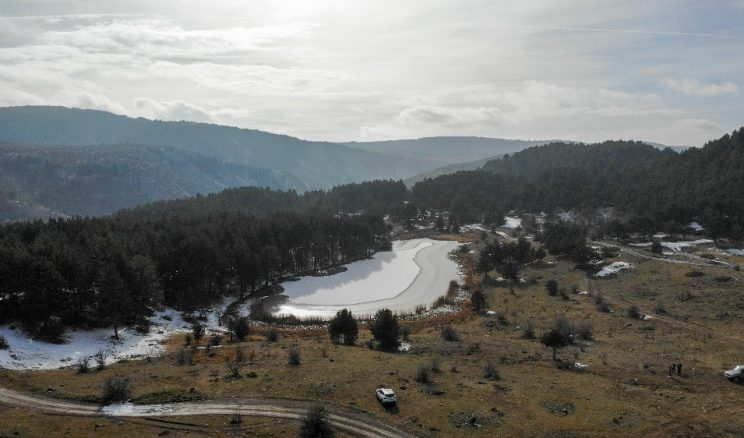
[662,78,738,97]
[134,97,214,122]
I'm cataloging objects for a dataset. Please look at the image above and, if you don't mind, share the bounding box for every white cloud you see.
[0,1,741,146]
[662,78,739,97]
[134,97,214,122]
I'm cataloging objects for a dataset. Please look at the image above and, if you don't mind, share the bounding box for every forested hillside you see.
[412,130,744,239]
[0,142,299,222]
[0,200,390,340]
[0,106,432,190]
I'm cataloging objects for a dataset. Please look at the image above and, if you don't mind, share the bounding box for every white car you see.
[724,365,744,382]
[376,388,397,404]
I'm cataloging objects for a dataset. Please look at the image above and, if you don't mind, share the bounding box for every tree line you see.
[0,210,389,340]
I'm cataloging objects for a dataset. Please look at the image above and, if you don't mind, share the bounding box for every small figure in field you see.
[676,363,682,376]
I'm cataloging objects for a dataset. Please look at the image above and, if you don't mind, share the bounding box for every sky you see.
[0,1,743,146]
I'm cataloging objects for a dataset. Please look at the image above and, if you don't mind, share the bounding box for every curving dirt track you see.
[0,386,411,437]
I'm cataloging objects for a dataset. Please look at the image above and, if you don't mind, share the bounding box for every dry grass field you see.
[2,237,743,437]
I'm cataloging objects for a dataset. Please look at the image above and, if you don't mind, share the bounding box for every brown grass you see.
[3,248,744,436]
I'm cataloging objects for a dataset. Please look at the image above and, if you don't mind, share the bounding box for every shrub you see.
[654,301,666,315]
[714,275,733,282]
[483,362,500,380]
[414,363,431,383]
[0,335,7,350]
[540,328,569,360]
[94,349,109,370]
[209,334,223,347]
[299,405,334,438]
[651,241,663,254]
[76,356,91,374]
[287,346,301,366]
[265,329,280,343]
[430,357,441,373]
[466,342,481,355]
[545,279,559,296]
[184,333,193,347]
[102,377,131,404]
[175,348,194,366]
[627,305,642,319]
[192,322,205,344]
[575,321,593,340]
[226,359,243,378]
[685,270,704,278]
[441,325,459,342]
[470,289,488,312]
[595,295,611,313]
[400,325,411,341]
[228,316,250,342]
[523,320,536,339]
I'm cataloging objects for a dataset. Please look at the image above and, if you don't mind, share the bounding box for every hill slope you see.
[0,106,431,190]
[0,142,299,221]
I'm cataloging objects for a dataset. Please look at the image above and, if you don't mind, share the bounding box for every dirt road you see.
[0,386,410,437]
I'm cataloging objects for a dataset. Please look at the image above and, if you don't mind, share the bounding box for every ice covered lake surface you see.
[274,238,461,319]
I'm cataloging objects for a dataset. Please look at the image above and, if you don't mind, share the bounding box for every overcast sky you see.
[1,1,743,145]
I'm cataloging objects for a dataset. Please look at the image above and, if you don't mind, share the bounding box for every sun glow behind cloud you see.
[0,0,742,145]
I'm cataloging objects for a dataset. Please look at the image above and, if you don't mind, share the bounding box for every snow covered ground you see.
[595,261,633,277]
[275,238,461,318]
[728,248,744,256]
[0,296,235,371]
[631,239,714,252]
[502,216,522,229]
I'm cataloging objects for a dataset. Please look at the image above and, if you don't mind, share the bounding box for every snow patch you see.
[631,239,714,252]
[595,262,633,277]
[727,248,744,256]
[0,298,235,371]
[502,216,522,229]
[688,221,704,232]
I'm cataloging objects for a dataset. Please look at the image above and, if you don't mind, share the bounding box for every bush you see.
[651,241,663,254]
[287,346,301,365]
[628,305,643,319]
[265,329,280,343]
[654,301,666,315]
[714,275,733,282]
[430,357,441,373]
[523,320,536,339]
[299,405,334,438]
[175,348,194,366]
[209,334,223,347]
[226,359,243,378]
[184,333,193,347]
[94,349,109,370]
[575,321,592,340]
[228,316,250,342]
[400,325,411,341]
[545,279,559,296]
[685,270,704,278]
[76,356,91,374]
[595,295,611,313]
[441,325,459,342]
[0,335,7,350]
[414,363,431,383]
[470,289,488,312]
[627,305,642,319]
[102,377,131,404]
[484,362,500,380]
[192,322,205,344]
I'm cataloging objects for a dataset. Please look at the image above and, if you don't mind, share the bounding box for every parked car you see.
[376,388,397,404]
[724,365,744,382]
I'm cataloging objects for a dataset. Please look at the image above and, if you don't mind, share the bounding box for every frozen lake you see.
[274,238,462,318]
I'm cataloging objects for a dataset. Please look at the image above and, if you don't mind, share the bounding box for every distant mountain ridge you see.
[0,106,432,190]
